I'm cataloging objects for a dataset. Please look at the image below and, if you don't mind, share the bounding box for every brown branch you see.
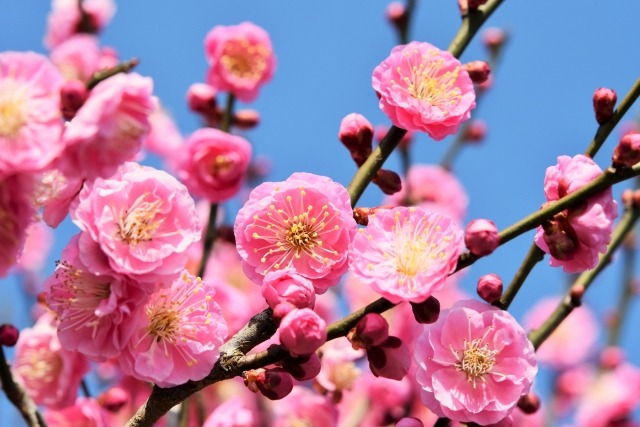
[0,347,47,427]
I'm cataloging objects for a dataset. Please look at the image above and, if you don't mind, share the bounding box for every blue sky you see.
[1,1,640,423]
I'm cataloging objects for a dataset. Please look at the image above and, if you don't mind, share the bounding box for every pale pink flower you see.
[0,173,37,277]
[59,73,154,180]
[120,270,228,387]
[13,313,90,409]
[385,164,468,221]
[523,297,598,369]
[372,41,475,139]
[71,162,201,286]
[203,396,258,427]
[45,0,116,48]
[414,300,538,425]
[261,268,316,310]
[316,339,364,394]
[44,234,147,361]
[534,154,618,273]
[270,386,338,427]
[15,221,54,272]
[142,103,184,158]
[44,397,107,427]
[349,206,463,304]
[279,308,327,357]
[50,34,101,82]
[234,172,357,293]
[177,128,252,203]
[36,168,84,228]
[205,22,276,102]
[0,51,64,176]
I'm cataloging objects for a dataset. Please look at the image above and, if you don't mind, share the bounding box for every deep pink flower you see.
[177,127,252,203]
[372,41,475,139]
[120,270,227,387]
[261,268,316,310]
[234,172,357,293]
[385,164,468,222]
[205,22,276,102]
[415,300,538,425]
[59,72,154,180]
[534,154,618,273]
[50,34,101,82]
[44,234,147,361]
[349,206,463,304]
[279,308,327,357]
[45,0,116,48]
[71,162,201,286]
[523,297,598,368]
[0,51,64,176]
[13,313,90,409]
[43,397,107,427]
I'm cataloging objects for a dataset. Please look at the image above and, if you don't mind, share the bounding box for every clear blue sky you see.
[1,1,640,424]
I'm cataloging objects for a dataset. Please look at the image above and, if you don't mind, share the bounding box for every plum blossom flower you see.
[415,300,537,425]
[59,73,155,180]
[270,386,338,427]
[177,127,252,203]
[349,206,463,304]
[50,34,101,82]
[45,0,116,48]
[43,234,147,361]
[0,51,64,177]
[43,397,107,427]
[205,22,276,102]
[372,41,475,139]
[234,172,357,293]
[120,270,228,387]
[534,154,618,273]
[71,162,201,286]
[35,168,84,228]
[203,396,258,427]
[13,313,90,409]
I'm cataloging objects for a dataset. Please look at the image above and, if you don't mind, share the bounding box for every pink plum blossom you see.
[71,162,201,287]
[15,221,54,272]
[523,297,598,369]
[36,168,84,228]
[315,338,363,394]
[177,127,252,203]
[415,299,538,425]
[385,164,468,222]
[50,34,101,82]
[203,396,258,427]
[45,0,116,48]
[349,206,463,304]
[0,51,64,176]
[13,313,90,409]
[120,270,227,387]
[234,172,357,293]
[372,41,475,139]
[43,397,107,427]
[142,103,184,158]
[44,234,147,361]
[59,73,155,180]
[205,22,276,102]
[261,268,316,310]
[270,386,338,427]
[534,154,618,273]
[279,308,327,357]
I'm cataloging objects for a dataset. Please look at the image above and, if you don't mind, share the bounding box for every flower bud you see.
[463,60,491,85]
[410,296,440,324]
[366,336,410,380]
[599,346,625,370]
[569,285,585,307]
[517,392,541,414]
[353,205,393,226]
[458,0,489,15]
[281,353,322,381]
[244,368,294,400]
[593,87,617,125]
[349,313,389,349]
[272,301,297,323]
[386,2,408,33]
[339,113,374,166]
[372,169,402,195]
[60,79,88,121]
[262,269,316,311]
[98,386,129,413]
[462,119,487,143]
[187,82,218,117]
[279,308,327,357]
[395,418,424,427]
[232,109,260,130]
[613,132,640,168]
[0,324,19,347]
[482,27,507,56]
[464,219,500,256]
[477,274,503,303]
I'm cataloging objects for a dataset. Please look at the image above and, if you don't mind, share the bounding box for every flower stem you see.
[496,244,545,310]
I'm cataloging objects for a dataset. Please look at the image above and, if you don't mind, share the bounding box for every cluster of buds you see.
[187,82,261,130]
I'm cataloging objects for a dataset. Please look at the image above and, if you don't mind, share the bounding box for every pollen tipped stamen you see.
[452,338,499,388]
[115,193,165,245]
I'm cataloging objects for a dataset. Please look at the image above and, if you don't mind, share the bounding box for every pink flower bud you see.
[353,205,393,226]
[233,109,260,130]
[366,336,411,380]
[372,169,402,195]
[244,368,294,400]
[462,119,487,143]
[0,324,19,347]
[97,386,129,413]
[517,392,541,414]
[187,82,218,117]
[279,308,327,357]
[262,269,316,310]
[463,60,491,85]
[600,346,625,370]
[395,418,424,427]
[339,113,374,166]
[464,219,500,256]
[458,0,489,15]
[569,284,585,306]
[350,313,389,349]
[272,302,297,322]
[593,87,617,125]
[281,353,321,381]
[482,27,507,55]
[60,79,88,121]
[386,2,408,33]
[613,132,640,167]
[542,220,578,261]
[476,273,503,303]
[410,296,441,324]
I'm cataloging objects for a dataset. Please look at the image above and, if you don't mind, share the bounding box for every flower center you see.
[147,306,180,343]
[116,193,164,245]
[453,338,498,388]
[285,220,315,248]
[221,38,268,81]
[17,347,62,385]
[0,80,27,139]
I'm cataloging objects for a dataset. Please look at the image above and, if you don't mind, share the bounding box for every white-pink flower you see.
[71,162,201,286]
[414,300,537,425]
[120,270,228,388]
[45,0,116,48]
[372,41,475,139]
[234,172,357,294]
[0,51,64,177]
[349,206,463,304]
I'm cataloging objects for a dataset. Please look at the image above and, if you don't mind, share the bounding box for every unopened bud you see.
[281,353,321,381]
[395,418,424,427]
[386,2,408,33]
[593,87,617,125]
[372,169,402,195]
[339,113,374,166]
[542,220,577,261]
[349,313,389,349]
[482,27,507,57]
[613,132,640,168]
[410,296,440,324]
[477,274,503,304]
[257,368,294,400]
[0,324,19,347]
[272,301,296,323]
[98,386,129,413]
[458,0,489,15]
[463,61,491,85]
[517,392,541,414]
[60,79,88,121]
[233,109,260,130]
[465,219,500,256]
[187,83,218,118]
[462,120,487,144]
[599,346,625,370]
[569,285,585,307]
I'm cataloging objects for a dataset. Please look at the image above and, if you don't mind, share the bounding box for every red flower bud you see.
[465,219,500,256]
[372,169,402,195]
[410,296,440,324]
[60,79,88,121]
[350,313,389,349]
[477,273,503,303]
[0,324,19,347]
[232,109,260,130]
[517,392,541,414]
[593,87,617,125]
[613,132,640,168]
[463,60,491,85]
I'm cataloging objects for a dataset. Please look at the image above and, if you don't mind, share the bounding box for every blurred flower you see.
[50,34,101,82]
[45,0,115,48]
